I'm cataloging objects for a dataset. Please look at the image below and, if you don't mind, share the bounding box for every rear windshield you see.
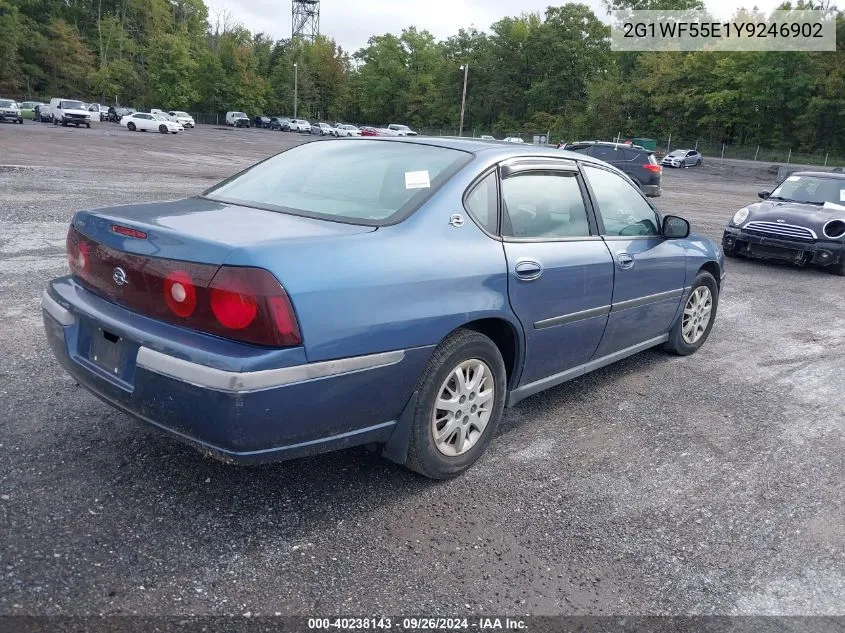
[203,140,472,225]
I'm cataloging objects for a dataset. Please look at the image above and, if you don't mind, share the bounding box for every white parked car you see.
[121,112,181,134]
[226,111,250,127]
[289,119,312,133]
[0,98,23,124]
[168,111,195,128]
[387,123,418,136]
[49,98,92,128]
[334,124,361,137]
[503,137,526,144]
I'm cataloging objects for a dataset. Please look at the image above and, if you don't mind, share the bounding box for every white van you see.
[226,111,250,127]
[49,98,92,128]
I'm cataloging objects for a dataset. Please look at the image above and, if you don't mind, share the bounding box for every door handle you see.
[515,259,543,281]
[617,252,635,269]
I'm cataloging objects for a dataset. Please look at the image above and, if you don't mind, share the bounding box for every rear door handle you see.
[617,252,635,269]
[515,259,543,281]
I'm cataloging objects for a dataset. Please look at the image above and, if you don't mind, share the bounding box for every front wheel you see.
[159,124,168,133]
[127,122,136,131]
[829,257,845,276]
[663,271,719,356]
[86,123,90,128]
[405,329,507,479]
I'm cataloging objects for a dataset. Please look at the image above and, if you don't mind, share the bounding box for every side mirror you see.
[663,215,690,239]
[758,191,770,200]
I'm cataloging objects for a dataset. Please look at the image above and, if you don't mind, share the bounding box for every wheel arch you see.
[698,260,722,289]
[381,315,525,467]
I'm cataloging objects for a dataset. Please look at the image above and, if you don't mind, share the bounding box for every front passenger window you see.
[582,165,659,237]
[501,171,591,239]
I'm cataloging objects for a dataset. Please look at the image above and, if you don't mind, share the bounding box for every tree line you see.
[0,0,843,152]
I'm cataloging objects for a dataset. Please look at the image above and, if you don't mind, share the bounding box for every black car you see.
[722,171,845,275]
[33,104,52,122]
[270,117,291,131]
[257,116,272,129]
[564,141,662,197]
[108,106,135,122]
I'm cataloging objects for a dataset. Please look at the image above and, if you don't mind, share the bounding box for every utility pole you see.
[293,63,298,118]
[458,63,469,137]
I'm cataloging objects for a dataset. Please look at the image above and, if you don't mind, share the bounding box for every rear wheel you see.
[406,329,506,479]
[695,158,702,166]
[127,122,136,131]
[663,271,719,356]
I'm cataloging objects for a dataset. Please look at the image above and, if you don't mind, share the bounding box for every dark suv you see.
[564,141,662,197]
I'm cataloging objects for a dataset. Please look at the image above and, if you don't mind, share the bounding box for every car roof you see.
[358,136,616,167]
[790,171,845,180]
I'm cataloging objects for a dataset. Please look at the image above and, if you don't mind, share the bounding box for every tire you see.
[663,271,719,356]
[127,122,136,131]
[159,124,168,133]
[53,119,58,126]
[829,257,845,276]
[405,329,507,479]
[696,159,702,166]
[86,123,90,128]
[61,120,67,127]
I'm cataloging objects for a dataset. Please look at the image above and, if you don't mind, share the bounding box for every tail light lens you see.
[65,226,301,347]
[644,164,661,173]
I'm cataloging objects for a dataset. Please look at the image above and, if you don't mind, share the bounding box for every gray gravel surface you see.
[1,123,843,616]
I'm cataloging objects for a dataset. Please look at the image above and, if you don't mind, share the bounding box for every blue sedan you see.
[42,138,725,478]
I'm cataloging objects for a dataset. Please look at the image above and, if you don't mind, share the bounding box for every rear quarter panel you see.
[221,158,521,365]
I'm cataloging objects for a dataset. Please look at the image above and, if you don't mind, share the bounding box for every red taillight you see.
[67,228,90,273]
[65,226,302,347]
[644,164,661,173]
[111,224,148,239]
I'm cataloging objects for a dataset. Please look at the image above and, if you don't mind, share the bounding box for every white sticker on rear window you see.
[405,170,431,189]
[786,175,800,181]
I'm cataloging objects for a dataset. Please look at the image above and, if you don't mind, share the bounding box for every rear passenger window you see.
[464,172,498,233]
[590,145,623,162]
[501,171,591,239]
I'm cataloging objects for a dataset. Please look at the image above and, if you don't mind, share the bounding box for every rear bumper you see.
[722,227,844,266]
[42,278,431,464]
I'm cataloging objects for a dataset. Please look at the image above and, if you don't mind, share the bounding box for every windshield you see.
[0,99,16,107]
[173,111,189,117]
[204,140,472,225]
[395,125,410,131]
[770,175,845,206]
[60,101,84,110]
[667,150,686,157]
[234,112,247,118]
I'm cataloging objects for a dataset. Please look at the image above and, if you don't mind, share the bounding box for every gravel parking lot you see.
[1,122,843,617]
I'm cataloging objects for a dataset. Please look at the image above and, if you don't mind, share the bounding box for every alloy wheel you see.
[431,359,495,457]
[682,286,713,344]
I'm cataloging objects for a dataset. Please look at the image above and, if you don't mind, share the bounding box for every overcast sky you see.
[204,0,789,53]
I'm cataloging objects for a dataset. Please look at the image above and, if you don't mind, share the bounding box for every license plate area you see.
[78,320,137,390]
[90,328,124,373]
[749,243,804,262]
